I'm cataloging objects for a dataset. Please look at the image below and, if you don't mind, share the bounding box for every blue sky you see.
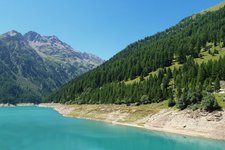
[0,0,224,60]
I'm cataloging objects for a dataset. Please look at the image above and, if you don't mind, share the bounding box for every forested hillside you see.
[47,2,225,111]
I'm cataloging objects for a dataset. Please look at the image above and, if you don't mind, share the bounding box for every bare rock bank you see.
[39,103,225,140]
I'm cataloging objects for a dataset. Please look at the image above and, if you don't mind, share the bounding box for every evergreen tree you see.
[214,77,220,92]
[201,94,219,112]
[177,94,187,110]
[140,74,144,81]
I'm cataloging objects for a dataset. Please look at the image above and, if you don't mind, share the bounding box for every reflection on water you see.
[0,106,224,150]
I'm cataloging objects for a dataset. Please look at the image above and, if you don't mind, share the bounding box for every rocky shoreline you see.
[37,103,225,141]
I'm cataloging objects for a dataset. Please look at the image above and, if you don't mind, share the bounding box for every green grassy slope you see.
[125,43,225,85]
[202,1,225,13]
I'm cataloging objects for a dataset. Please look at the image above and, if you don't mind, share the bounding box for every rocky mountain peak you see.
[47,35,59,41]
[1,30,104,66]
[24,32,75,52]
[24,31,41,41]
[2,30,23,39]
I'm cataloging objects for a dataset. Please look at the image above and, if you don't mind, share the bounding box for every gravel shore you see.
[38,103,225,140]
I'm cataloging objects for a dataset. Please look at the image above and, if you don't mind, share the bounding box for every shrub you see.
[187,91,201,104]
[201,94,219,112]
[168,99,176,107]
[140,95,149,101]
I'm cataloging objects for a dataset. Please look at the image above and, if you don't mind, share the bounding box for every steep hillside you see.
[47,2,225,111]
[0,30,103,103]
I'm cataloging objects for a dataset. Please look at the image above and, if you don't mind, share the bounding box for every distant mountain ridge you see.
[24,31,104,73]
[0,30,104,103]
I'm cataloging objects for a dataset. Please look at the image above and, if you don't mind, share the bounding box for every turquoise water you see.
[0,107,224,150]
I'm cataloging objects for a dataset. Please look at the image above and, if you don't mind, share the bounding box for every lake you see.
[0,106,224,150]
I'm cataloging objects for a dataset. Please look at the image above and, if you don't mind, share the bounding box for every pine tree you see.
[177,50,186,64]
[168,89,175,107]
[197,65,206,83]
[177,94,187,110]
[214,77,220,92]
[167,68,172,79]
[176,86,182,99]
[140,73,144,81]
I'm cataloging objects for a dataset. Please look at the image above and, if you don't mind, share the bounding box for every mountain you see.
[24,31,103,70]
[47,2,225,111]
[0,30,103,104]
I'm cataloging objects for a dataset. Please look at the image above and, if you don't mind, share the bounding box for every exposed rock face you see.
[0,30,104,103]
[24,31,104,71]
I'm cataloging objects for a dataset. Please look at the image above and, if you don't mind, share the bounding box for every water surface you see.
[0,106,224,150]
